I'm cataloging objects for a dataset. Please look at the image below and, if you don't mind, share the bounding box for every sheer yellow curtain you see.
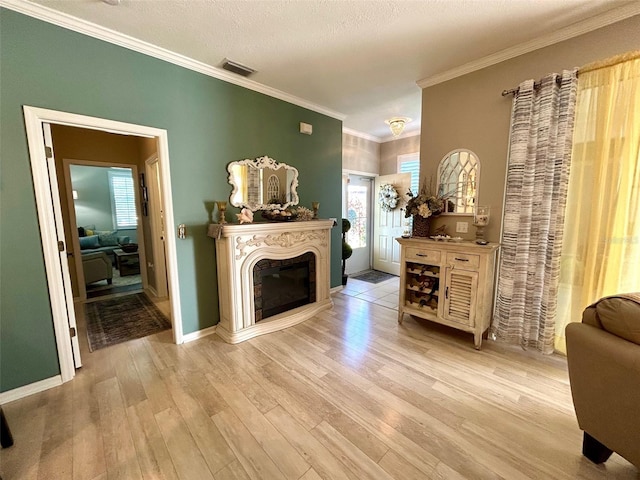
[556,52,640,353]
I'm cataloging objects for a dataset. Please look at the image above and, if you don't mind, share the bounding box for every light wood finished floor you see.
[1,292,637,479]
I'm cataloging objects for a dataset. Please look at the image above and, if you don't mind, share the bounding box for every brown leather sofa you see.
[566,294,640,468]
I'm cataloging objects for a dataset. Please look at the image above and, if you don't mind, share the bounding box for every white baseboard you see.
[330,285,344,294]
[0,375,62,405]
[145,285,159,298]
[182,325,217,344]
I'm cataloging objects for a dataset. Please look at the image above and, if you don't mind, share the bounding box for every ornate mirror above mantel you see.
[437,149,480,215]
[228,156,299,212]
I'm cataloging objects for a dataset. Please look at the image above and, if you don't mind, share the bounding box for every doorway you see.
[64,160,146,301]
[52,125,170,356]
[24,106,183,384]
[344,174,374,274]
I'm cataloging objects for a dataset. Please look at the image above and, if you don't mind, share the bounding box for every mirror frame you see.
[437,148,480,215]
[227,155,299,212]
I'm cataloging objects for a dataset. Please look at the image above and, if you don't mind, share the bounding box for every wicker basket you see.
[412,215,431,237]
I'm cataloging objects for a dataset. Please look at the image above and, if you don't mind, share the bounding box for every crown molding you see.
[342,127,382,143]
[0,0,346,121]
[380,128,421,143]
[342,126,421,143]
[417,3,640,88]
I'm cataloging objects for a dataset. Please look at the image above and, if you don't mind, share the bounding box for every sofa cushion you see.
[595,296,640,345]
[117,235,130,245]
[98,231,119,247]
[79,235,100,249]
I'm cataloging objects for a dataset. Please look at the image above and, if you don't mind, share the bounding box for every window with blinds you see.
[108,169,137,228]
[399,157,419,194]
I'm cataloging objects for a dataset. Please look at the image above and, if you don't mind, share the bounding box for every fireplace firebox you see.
[254,252,316,321]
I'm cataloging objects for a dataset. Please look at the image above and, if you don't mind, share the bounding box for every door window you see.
[347,183,368,249]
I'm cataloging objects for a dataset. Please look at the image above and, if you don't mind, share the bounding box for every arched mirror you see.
[228,156,299,211]
[437,149,480,214]
[438,149,480,215]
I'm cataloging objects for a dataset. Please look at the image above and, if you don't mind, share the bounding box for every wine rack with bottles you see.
[404,262,440,314]
[396,238,499,349]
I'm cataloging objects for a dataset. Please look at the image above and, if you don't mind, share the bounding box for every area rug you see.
[85,293,170,351]
[86,271,142,299]
[350,270,397,284]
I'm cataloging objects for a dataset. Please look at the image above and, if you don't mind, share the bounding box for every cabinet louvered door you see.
[443,268,478,327]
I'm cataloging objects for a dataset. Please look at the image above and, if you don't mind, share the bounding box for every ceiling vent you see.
[221,59,256,77]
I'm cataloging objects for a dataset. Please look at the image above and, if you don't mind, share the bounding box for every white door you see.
[43,123,82,368]
[345,175,373,274]
[373,173,411,276]
[146,156,169,298]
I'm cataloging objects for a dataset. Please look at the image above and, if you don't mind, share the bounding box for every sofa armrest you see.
[566,322,640,467]
[82,251,113,285]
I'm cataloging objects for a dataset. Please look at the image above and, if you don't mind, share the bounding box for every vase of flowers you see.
[404,182,445,237]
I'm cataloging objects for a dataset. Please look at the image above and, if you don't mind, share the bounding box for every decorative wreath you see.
[379,184,399,212]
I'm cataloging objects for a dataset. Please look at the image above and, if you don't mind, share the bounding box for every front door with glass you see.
[345,175,372,274]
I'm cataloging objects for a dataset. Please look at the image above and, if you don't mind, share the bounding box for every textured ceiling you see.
[22,0,639,139]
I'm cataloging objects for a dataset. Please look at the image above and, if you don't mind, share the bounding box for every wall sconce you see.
[385,116,411,137]
[72,190,78,200]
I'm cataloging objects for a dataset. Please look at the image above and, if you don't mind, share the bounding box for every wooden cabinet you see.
[396,238,499,349]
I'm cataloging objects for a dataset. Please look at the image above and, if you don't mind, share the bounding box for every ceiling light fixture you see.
[385,117,411,137]
[102,0,121,5]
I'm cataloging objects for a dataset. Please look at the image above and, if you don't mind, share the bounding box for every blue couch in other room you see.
[79,227,131,265]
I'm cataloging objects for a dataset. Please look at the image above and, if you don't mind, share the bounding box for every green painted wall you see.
[70,165,115,230]
[0,9,343,392]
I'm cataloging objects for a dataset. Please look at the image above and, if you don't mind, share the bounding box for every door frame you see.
[24,106,183,383]
[63,158,148,301]
[342,170,377,274]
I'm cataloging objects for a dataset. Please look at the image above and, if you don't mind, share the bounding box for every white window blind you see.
[108,170,137,228]
[399,158,419,194]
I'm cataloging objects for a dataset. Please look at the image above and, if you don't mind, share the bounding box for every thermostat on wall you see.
[299,122,313,135]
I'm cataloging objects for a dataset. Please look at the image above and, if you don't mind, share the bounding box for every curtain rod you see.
[502,51,640,97]
[501,75,568,97]
[580,50,640,75]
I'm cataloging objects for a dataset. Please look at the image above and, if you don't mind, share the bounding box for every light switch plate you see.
[456,222,469,233]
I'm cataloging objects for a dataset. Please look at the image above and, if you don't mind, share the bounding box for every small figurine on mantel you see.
[236,208,254,224]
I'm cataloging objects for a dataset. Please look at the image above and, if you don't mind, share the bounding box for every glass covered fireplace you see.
[208,219,333,344]
[253,252,316,322]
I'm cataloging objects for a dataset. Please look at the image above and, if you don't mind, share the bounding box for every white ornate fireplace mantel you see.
[207,220,334,343]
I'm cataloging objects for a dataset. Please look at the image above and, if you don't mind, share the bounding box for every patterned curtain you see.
[493,70,578,354]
